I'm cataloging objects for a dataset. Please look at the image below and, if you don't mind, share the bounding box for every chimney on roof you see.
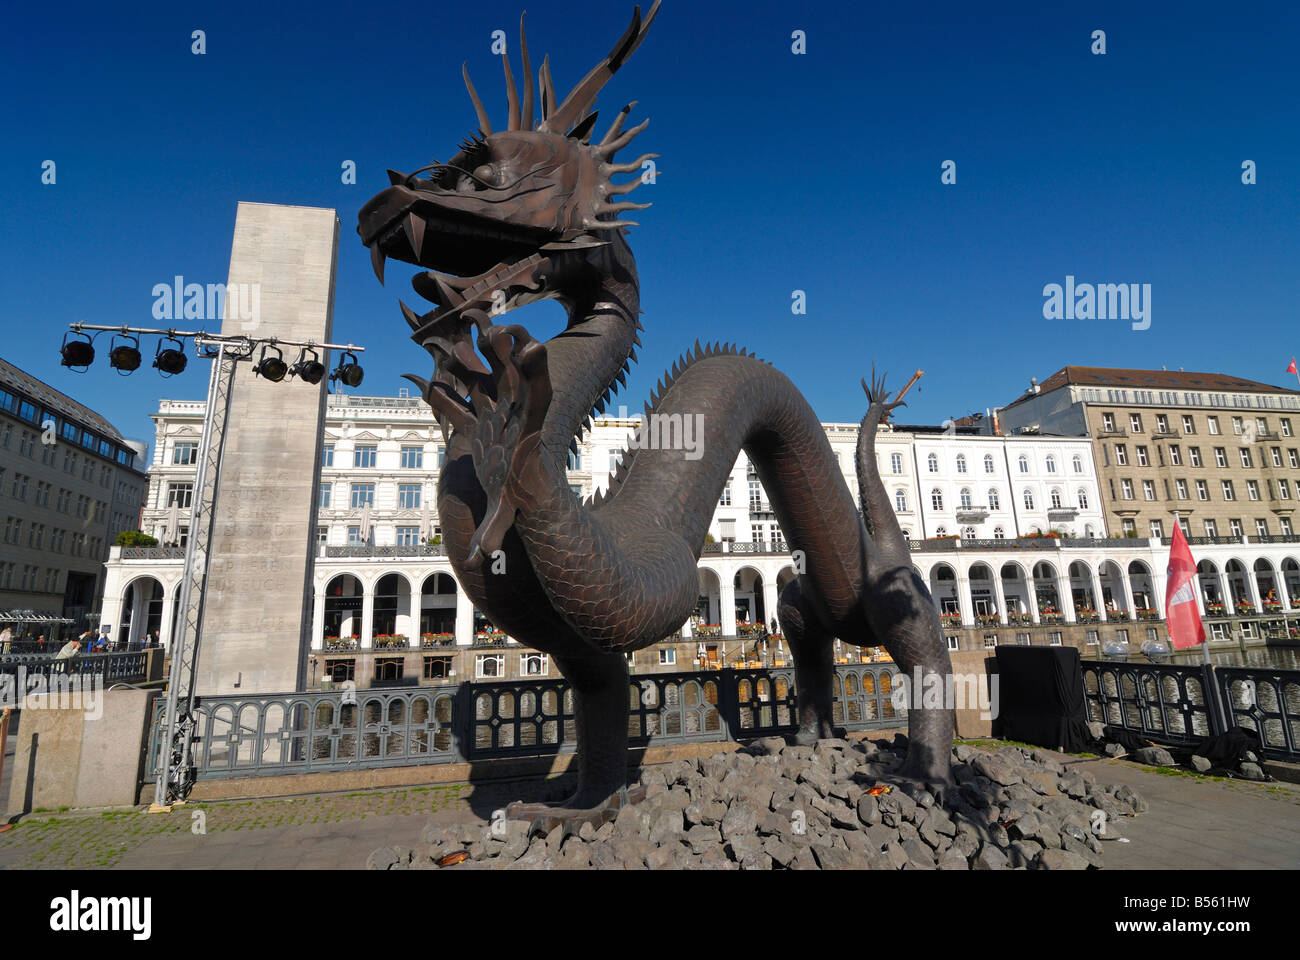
[1030,377,1040,395]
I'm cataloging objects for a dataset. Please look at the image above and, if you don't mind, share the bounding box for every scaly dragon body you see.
[357,3,953,814]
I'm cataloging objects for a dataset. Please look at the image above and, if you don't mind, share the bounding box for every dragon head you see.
[357,3,659,368]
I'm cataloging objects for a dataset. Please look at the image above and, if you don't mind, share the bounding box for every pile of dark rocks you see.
[368,735,1146,871]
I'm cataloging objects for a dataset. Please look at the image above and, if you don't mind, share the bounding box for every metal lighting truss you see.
[64,324,365,808]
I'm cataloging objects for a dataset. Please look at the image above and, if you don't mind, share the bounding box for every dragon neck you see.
[538,236,640,470]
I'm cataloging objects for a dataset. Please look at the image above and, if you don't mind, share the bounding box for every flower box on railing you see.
[1262,601,1283,612]
[694,623,722,639]
[1135,609,1160,621]
[420,633,456,648]
[1234,602,1257,616]
[1205,603,1226,617]
[1291,599,1300,610]
[1040,613,1064,625]
[976,614,1000,626]
[372,634,409,649]
[324,638,359,652]
[1007,613,1033,625]
[1076,613,1101,624]
[939,613,962,627]
[737,623,766,638]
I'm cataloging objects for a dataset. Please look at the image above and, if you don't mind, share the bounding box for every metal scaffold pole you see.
[151,341,245,809]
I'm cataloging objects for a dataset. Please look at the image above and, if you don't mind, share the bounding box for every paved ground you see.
[1,745,1297,869]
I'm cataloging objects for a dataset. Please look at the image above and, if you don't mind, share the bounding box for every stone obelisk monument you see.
[194,202,339,695]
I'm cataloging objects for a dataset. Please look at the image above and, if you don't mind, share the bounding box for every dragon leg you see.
[863,566,954,787]
[554,650,633,807]
[505,649,639,826]
[779,577,837,743]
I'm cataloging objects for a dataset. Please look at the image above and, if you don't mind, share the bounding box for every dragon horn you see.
[603,152,657,175]
[519,12,534,130]
[540,55,555,121]
[502,45,520,131]
[600,102,637,145]
[540,1,660,134]
[462,62,492,135]
[594,118,649,158]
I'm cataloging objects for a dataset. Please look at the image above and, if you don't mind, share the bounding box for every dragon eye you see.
[473,164,496,184]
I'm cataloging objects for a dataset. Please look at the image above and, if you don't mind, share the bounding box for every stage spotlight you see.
[60,331,95,370]
[253,345,288,382]
[331,351,364,388]
[291,347,326,385]
[153,336,189,376]
[108,334,142,374]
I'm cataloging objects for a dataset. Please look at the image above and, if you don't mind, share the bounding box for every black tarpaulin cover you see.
[992,645,1090,752]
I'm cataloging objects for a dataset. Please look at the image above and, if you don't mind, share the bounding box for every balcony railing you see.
[120,547,186,560]
[324,543,448,558]
[699,541,789,556]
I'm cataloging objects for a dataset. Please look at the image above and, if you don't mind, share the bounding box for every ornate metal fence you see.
[1081,660,1218,744]
[1,650,152,684]
[1213,666,1300,761]
[145,664,905,782]
[1081,658,1300,761]
[144,687,461,779]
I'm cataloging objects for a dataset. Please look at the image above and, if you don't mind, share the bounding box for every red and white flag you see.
[1165,523,1205,649]
[1288,357,1298,376]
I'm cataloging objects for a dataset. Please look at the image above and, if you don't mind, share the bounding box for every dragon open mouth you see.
[358,183,553,293]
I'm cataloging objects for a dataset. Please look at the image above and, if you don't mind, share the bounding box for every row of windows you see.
[322,653,557,684]
[1111,442,1300,470]
[1117,516,1294,539]
[920,487,1089,512]
[1,469,107,519]
[317,525,440,546]
[0,561,61,593]
[927,524,1100,540]
[2,423,123,482]
[1101,410,1294,438]
[1,389,137,467]
[1111,475,1298,504]
[321,444,448,470]
[0,517,96,556]
[923,452,1087,476]
[1086,386,1299,411]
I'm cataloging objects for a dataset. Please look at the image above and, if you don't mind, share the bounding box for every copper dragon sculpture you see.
[357,2,954,819]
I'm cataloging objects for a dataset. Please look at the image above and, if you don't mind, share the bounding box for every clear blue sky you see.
[2,0,1297,453]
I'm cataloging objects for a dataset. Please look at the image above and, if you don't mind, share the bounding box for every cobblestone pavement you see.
[0,783,488,870]
[1,747,1297,870]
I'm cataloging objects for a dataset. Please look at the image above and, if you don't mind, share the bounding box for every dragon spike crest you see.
[357,3,661,301]
[465,3,660,141]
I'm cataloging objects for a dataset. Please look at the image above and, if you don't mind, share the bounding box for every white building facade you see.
[98,393,1300,683]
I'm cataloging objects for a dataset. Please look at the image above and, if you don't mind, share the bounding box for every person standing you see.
[54,636,83,661]
[0,626,10,655]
